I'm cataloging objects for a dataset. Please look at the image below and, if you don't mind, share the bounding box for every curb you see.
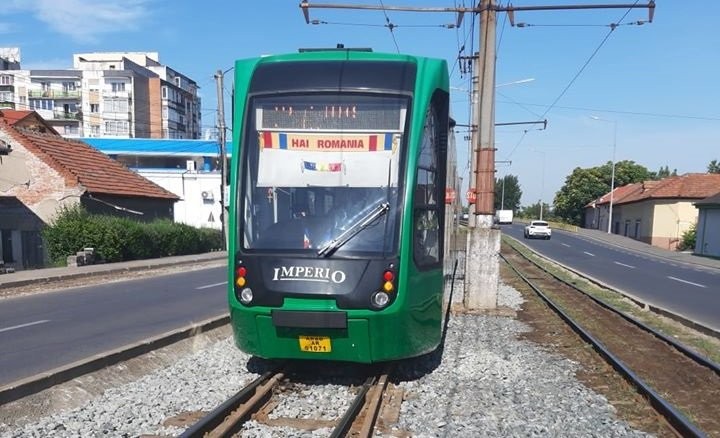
[0,315,230,405]
[0,253,228,289]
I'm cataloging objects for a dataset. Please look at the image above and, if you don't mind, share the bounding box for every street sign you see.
[466,189,476,204]
[445,188,456,204]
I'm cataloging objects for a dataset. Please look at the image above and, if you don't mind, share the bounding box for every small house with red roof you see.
[585,174,720,250]
[0,110,178,270]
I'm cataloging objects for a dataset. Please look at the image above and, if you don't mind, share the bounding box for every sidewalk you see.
[0,251,228,289]
[572,228,720,271]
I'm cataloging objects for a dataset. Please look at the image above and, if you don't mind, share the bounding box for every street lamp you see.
[531,150,546,221]
[590,116,617,234]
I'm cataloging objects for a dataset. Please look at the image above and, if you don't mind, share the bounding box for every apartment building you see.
[0,49,201,139]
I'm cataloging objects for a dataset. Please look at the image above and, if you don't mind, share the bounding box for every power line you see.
[378,0,400,53]
[504,1,643,160]
[496,100,720,122]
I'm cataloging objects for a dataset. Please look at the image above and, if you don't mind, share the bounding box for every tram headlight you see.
[239,287,253,304]
[371,291,390,308]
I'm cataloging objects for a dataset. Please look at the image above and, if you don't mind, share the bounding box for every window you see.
[105,120,129,134]
[0,75,12,85]
[174,77,181,86]
[103,98,128,113]
[62,82,76,91]
[412,91,448,268]
[111,82,126,92]
[40,82,50,91]
[91,124,100,135]
[161,86,168,99]
[90,103,99,113]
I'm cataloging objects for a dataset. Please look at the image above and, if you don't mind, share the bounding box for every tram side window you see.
[413,103,441,267]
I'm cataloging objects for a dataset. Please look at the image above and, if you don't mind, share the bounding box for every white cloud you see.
[14,0,152,43]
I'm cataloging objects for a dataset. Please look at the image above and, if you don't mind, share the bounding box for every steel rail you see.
[506,240,720,376]
[330,376,377,438]
[179,370,280,438]
[501,252,707,438]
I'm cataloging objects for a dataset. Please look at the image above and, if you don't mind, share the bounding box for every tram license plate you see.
[298,335,332,353]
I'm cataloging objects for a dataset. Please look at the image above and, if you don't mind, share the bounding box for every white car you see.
[524,220,552,240]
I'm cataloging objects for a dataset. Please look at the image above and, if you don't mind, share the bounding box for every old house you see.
[0,110,178,271]
[585,174,720,250]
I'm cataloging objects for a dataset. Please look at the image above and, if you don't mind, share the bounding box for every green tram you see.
[228,48,459,363]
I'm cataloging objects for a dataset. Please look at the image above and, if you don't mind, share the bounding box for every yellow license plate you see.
[298,335,332,353]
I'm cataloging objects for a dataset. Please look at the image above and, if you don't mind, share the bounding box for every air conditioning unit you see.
[201,190,214,200]
[186,160,197,171]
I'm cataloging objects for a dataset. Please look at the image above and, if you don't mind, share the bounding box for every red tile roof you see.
[618,174,720,205]
[1,122,178,200]
[591,183,643,206]
[0,110,36,126]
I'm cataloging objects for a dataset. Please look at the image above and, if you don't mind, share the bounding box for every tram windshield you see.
[239,94,407,255]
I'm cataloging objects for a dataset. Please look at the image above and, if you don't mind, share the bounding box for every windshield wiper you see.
[317,202,390,258]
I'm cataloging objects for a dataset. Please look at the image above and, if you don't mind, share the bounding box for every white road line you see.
[0,320,50,334]
[614,261,636,269]
[196,281,228,290]
[667,276,707,288]
[583,251,595,257]
[561,243,571,248]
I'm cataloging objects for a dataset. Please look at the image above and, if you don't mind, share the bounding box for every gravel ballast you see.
[0,282,651,437]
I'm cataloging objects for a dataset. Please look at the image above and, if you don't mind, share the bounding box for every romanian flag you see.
[260,132,288,149]
[368,133,394,151]
[303,161,343,172]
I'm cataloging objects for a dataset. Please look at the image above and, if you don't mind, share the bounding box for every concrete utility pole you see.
[465,0,500,310]
[214,70,228,250]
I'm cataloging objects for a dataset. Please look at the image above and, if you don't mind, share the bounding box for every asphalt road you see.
[503,224,720,332]
[0,266,228,387]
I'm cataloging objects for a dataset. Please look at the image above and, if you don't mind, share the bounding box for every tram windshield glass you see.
[240,93,407,255]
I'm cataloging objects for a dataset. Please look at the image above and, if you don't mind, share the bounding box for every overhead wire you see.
[503,0,643,161]
[378,0,400,53]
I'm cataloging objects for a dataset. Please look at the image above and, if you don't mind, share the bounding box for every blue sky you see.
[2,1,718,206]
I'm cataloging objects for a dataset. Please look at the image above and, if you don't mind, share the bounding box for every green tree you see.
[651,165,677,179]
[708,159,720,174]
[553,160,653,225]
[518,201,553,220]
[494,174,522,211]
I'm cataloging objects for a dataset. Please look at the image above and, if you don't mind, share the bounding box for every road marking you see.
[667,276,707,288]
[196,281,228,290]
[583,251,595,257]
[0,320,50,334]
[561,243,571,247]
[614,261,636,269]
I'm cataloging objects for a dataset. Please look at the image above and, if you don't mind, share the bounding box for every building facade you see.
[0,49,201,140]
[0,110,178,271]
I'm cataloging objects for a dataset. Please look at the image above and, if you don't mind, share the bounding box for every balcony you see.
[0,92,14,102]
[52,109,82,121]
[29,90,81,99]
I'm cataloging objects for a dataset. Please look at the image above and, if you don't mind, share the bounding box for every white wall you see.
[137,170,223,229]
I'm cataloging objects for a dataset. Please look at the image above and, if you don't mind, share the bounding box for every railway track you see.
[501,241,720,437]
[176,365,400,437]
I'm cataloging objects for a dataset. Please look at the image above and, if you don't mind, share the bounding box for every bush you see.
[43,205,223,264]
[678,224,696,251]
